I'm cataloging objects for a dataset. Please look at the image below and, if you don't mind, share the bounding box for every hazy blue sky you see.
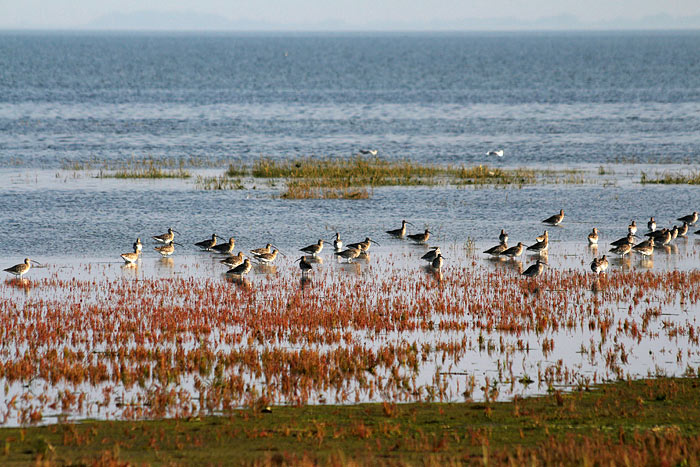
[1,0,699,29]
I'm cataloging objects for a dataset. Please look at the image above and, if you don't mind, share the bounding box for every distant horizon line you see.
[2,27,699,33]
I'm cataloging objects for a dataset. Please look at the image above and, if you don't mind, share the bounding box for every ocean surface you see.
[1,31,700,169]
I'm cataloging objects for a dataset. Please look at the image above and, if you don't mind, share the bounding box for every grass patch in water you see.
[281,180,371,199]
[641,170,700,185]
[249,155,537,188]
[61,155,216,172]
[103,166,191,179]
[2,377,699,465]
[101,158,190,179]
[453,165,537,185]
[196,175,245,190]
[251,155,442,185]
[226,162,248,177]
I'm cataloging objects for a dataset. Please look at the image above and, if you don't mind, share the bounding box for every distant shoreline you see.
[1,28,699,34]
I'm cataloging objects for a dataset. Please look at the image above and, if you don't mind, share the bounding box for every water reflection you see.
[300,276,312,290]
[255,264,277,275]
[156,257,174,269]
[6,278,32,297]
[506,259,524,274]
[611,256,631,271]
[486,255,506,263]
[339,262,362,275]
[527,251,548,264]
[120,262,139,278]
[357,252,371,263]
[657,245,672,255]
[305,255,323,265]
[228,276,252,291]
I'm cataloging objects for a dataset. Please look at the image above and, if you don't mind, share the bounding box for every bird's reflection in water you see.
[532,251,549,264]
[227,276,252,291]
[639,257,654,269]
[255,264,277,275]
[591,276,605,294]
[612,256,631,271]
[305,256,323,265]
[507,259,524,274]
[356,252,370,263]
[657,245,672,255]
[156,257,174,269]
[121,262,139,277]
[340,262,362,275]
[300,276,312,290]
[588,244,598,256]
[420,265,444,284]
[7,277,32,297]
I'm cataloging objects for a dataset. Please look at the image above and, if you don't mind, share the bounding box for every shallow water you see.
[1,238,698,426]
[0,167,698,260]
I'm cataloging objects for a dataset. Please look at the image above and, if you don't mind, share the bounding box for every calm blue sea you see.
[1,31,700,167]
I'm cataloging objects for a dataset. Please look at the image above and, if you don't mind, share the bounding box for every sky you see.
[1,0,699,30]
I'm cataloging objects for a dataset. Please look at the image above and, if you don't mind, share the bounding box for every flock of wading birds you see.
[3,210,699,280]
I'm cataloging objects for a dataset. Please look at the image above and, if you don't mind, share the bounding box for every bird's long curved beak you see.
[173,242,184,247]
[173,229,181,235]
[30,260,43,266]
[371,239,380,246]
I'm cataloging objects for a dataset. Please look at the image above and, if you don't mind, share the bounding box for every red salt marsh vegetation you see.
[0,247,699,427]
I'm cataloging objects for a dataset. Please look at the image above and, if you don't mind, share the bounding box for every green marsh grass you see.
[214,155,543,198]
[3,377,699,465]
[453,165,537,185]
[281,180,371,199]
[196,175,245,190]
[101,158,190,179]
[104,165,191,179]
[225,162,250,177]
[63,157,193,179]
[251,155,442,185]
[61,155,216,172]
[641,170,700,185]
[245,155,540,198]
